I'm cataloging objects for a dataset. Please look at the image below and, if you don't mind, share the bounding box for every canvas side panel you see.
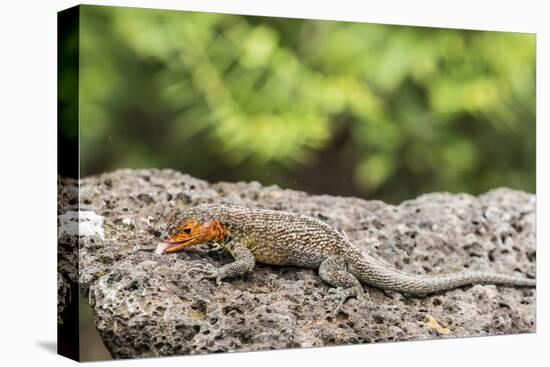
[57,5,80,362]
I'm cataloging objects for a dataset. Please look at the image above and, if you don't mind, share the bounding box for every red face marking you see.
[163,220,228,253]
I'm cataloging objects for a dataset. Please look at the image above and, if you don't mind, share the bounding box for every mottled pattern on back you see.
[218,205,357,268]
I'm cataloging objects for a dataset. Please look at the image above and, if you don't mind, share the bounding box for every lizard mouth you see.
[162,236,203,253]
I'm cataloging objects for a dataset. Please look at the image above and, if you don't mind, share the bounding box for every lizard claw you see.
[190,262,213,271]
[191,263,215,276]
[190,263,225,285]
[205,272,225,286]
[199,269,224,285]
[326,287,347,315]
[325,286,364,316]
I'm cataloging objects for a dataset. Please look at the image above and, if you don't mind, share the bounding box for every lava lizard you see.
[160,204,535,313]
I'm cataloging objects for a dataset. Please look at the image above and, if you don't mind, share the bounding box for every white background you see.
[0,0,547,366]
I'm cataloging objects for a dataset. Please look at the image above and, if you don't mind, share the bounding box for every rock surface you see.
[58,169,536,359]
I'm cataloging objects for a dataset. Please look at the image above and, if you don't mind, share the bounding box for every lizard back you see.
[189,204,357,268]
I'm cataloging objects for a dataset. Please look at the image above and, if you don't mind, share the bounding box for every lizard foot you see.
[326,286,363,316]
[190,263,224,285]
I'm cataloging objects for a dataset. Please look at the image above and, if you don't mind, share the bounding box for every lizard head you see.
[161,205,229,253]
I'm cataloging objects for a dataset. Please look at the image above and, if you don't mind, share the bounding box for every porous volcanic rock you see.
[58,169,536,359]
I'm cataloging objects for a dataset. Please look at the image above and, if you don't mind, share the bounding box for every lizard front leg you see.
[319,256,364,315]
[195,241,256,285]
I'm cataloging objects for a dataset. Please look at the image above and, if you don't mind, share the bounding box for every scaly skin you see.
[161,204,536,313]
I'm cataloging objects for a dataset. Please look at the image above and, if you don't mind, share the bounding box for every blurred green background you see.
[75,5,535,204]
[66,5,536,361]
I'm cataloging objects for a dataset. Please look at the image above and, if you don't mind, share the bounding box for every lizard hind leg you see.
[319,256,365,315]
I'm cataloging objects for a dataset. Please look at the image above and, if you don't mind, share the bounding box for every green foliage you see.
[77,6,535,203]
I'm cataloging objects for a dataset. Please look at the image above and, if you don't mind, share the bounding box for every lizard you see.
[160,203,536,314]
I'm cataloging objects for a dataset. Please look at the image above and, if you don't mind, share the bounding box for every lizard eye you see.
[183,228,192,234]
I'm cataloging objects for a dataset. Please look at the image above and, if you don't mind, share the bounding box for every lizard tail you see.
[354,256,536,296]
